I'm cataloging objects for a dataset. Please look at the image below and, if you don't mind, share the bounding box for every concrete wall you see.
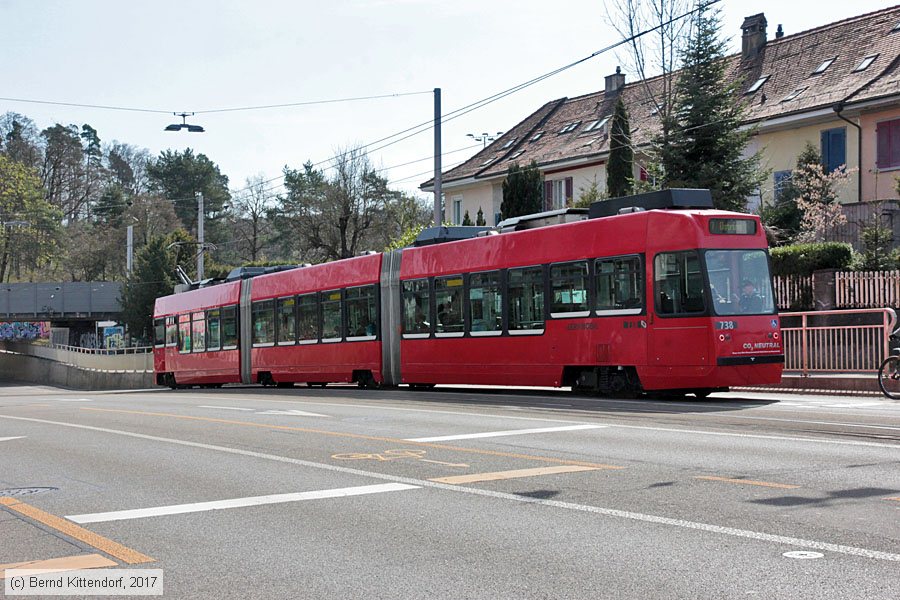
[0,351,154,390]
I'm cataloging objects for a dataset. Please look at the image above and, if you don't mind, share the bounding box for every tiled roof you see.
[428,5,900,188]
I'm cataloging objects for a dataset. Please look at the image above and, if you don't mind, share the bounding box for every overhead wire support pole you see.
[433,87,442,226]
[196,191,204,281]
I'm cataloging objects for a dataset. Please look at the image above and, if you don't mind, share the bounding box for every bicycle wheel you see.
[878,355,900,399]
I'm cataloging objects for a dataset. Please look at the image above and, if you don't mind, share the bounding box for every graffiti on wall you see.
[0,322,51,341]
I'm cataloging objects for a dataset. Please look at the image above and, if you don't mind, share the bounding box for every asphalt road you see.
[1,383,899,599]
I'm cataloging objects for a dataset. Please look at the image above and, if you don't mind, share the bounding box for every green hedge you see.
[769,242,853,277]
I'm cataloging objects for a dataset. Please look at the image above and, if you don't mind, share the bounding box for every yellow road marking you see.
[80,407,622,471]
[331,449,469,467]
[0,497,153,565]
[0,553,116,578]
[694,476,800,490]
[430,465,600,484]
[885,497,900,502]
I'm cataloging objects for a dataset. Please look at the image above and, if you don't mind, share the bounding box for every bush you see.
[770,242,853,277]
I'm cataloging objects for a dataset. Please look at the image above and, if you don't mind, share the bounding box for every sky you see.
[2,0,893,202]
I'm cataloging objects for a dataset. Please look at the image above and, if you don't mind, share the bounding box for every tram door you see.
[648,251,711,367]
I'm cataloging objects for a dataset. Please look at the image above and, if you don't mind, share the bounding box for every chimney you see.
[775,24,784,39]
[605,66,625,95]
[741,13,767,61]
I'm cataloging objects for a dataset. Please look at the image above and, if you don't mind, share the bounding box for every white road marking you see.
[256,409,330,417]
[405,424,606,442]
[58,399,93,402]
[198,406,254,411]
[606,423,900,449]
[2,414,897,563]
[66,483,418,524]
[0,436,26,442]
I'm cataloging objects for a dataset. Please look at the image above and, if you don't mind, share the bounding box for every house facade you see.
[423,6,900,227]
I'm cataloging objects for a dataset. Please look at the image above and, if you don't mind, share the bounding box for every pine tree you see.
[501,161,543,219]
[659,6,764,212]
[119,236,176,342]
[607,97,633,198]
[476,207,486,226]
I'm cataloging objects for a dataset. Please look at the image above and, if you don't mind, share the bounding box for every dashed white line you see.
[198,406,254,412]
[405,424,606,442]
[58,399,93,402]
[66,483,418,524]
[0,436,26,442]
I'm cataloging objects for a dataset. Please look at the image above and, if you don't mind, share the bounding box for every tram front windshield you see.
[705,249,775,316]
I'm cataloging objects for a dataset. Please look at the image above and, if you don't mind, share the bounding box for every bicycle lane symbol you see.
[331,449,469,468]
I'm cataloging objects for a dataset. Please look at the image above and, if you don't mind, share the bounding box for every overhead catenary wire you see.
[227,0,721,195]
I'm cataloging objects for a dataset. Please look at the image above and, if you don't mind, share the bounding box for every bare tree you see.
[231,174,271,263]
[277,146,396,262]
[604,0,695,146]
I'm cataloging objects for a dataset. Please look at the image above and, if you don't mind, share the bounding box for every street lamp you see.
[164,112,205,133]
[466,131,503,148]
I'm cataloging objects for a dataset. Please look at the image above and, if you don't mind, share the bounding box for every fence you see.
[780,308,895,375]
[835,270,900,309]
[773,275,813,311]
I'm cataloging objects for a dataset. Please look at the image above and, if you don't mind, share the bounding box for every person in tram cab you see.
[738,279,763,313]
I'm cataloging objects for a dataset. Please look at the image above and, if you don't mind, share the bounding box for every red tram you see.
[153,189,783,396]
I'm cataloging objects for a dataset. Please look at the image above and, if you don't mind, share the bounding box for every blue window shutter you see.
[821,127,846,173]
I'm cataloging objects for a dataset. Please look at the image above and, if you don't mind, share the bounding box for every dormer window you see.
[508,150,525,160]
[811,57,835,75]
[500,137,518,150]
[781,87,807,102]
[558,122,581,134]
[892,20,900,32]
[530,131,544,142]
[480,157,496,167]
[745,76,769,94]
[583,117,610,133]
[853,54,878,72]
[581,138,599,147]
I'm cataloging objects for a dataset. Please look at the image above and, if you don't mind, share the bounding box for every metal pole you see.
[196,191,204,280]
[126,225,134,275]
[433,87,442,226]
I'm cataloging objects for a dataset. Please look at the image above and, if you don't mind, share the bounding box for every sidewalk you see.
[739,372,881,396]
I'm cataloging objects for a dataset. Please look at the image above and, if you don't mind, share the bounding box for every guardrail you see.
[780,308,896,375]
[0,341,153,373]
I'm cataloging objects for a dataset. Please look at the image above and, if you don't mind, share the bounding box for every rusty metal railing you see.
[780,308,896,375]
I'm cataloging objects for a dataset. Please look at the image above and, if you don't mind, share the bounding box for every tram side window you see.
[469,271,502,335]
[321,290,343,341]
[297,294,319,342]
[550,262,589,317]
[434,276,464,335]
[596,256,643,312]
[222,306,238,349]
[207,309,221,351]
[346,286,377,339]
[508,266,545,332]
[153,318,165,348]
[277,297,296,344]
[654,251,706,315]
[177,314,191,353]
[401,279,431,336]
[192,311,206,352]
[252,300,275,346]
[165,317,177,347]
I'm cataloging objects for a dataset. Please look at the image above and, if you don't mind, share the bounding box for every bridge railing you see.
[779,308,896,375]
[0,341,153,373]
